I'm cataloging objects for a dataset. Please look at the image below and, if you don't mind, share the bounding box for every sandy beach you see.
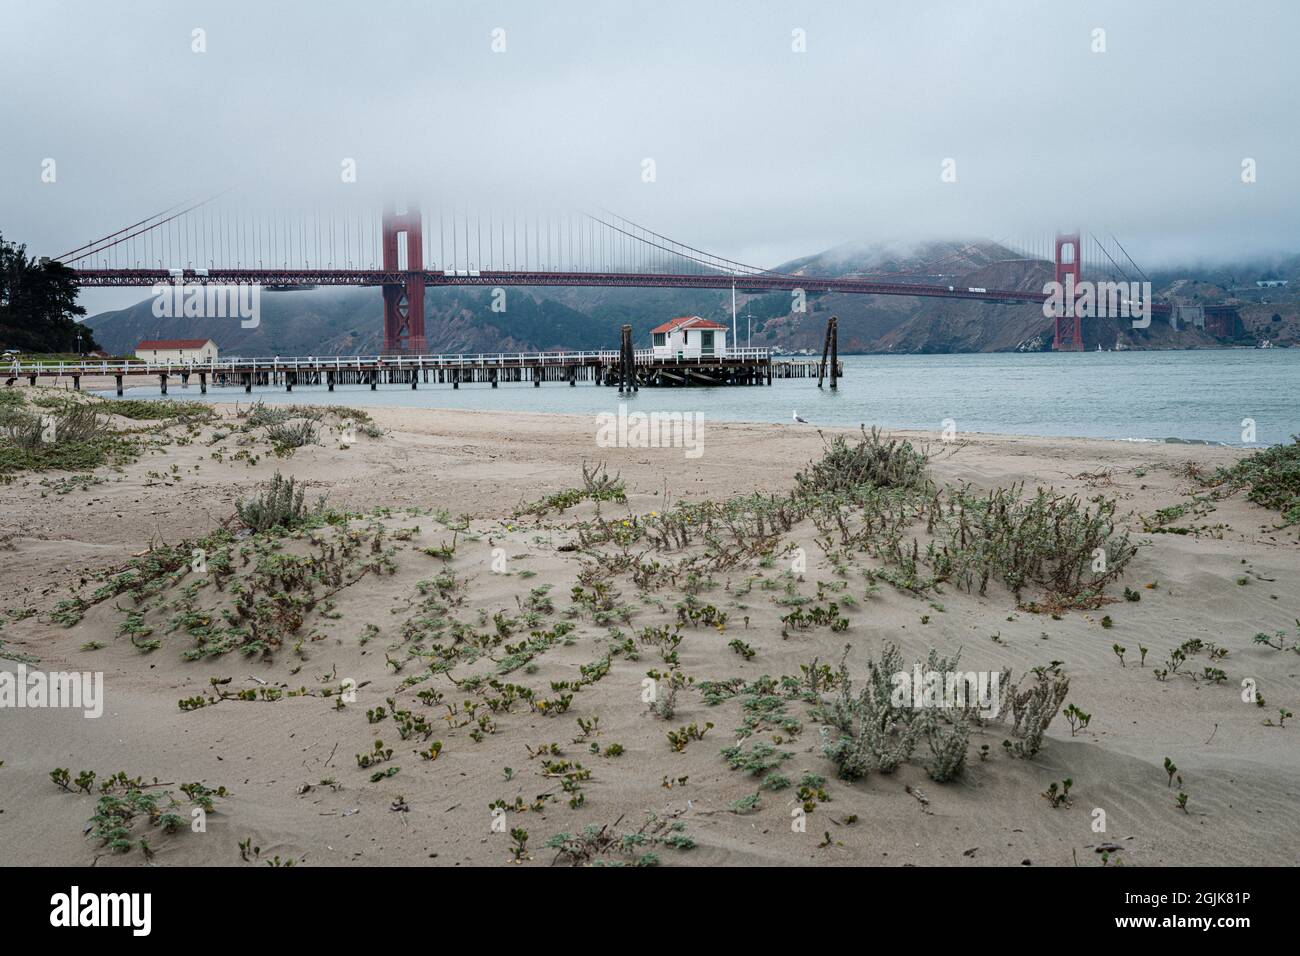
[2,388,1297,867]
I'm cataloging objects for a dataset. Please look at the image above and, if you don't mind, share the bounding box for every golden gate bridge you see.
[54,197,1239,353]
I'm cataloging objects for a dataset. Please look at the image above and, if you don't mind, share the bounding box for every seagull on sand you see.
[792,410,809,423]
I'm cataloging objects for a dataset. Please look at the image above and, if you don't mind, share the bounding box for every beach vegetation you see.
[1002,663,1069,759]
[1197,436,1300,526]
[0,402,133,474]
[235,471,325,532]
[1041,778,1073,808]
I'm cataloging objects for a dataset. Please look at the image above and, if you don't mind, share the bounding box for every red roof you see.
[136,339,214,350]
[649,316,727,334]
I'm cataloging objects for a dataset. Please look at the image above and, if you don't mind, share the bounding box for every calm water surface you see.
[105,349,1300,446]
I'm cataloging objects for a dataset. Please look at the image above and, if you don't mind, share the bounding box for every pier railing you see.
[9,347,774,377]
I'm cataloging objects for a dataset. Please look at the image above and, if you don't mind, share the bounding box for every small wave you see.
[1117,436,1236,447]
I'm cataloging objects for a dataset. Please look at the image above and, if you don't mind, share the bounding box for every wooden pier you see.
[8,347,842,395]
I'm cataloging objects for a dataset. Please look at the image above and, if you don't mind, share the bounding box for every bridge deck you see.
[66,268,1238,318]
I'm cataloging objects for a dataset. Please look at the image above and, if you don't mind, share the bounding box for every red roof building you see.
[649,316,727,334]
[134,338,219,362]
[649,316,728,357]
[135,339,214,351]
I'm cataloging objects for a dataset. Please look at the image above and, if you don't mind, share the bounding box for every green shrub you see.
[108,399,214,422]
[1200,437,1300,526]
[265,419,319,453]
[0,404,133,474]
[235,472,324,532]
[795,426,930,497]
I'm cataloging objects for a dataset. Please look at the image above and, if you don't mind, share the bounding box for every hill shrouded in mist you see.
[84,241,1300,355]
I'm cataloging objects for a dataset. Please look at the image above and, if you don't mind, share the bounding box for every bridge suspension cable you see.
[1086,233,1136,283]
[588,210,771,278]
[1108,234,1149,283]
[58,194,225,267]
[55,199,192,262]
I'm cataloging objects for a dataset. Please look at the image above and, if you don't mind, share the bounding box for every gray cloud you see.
[3,0,1296,316]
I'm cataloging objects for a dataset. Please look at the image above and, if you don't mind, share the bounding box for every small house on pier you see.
[650,316,728,360]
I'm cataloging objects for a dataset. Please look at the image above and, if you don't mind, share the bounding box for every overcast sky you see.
[3,0,1297,314]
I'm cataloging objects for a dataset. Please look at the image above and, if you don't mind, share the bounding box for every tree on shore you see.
[0,233,98,353]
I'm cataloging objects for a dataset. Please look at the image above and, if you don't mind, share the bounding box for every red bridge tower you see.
[1052,233,1083,351]
[382,203,426,353]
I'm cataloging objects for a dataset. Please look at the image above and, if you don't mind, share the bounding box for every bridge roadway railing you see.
[10,347,773,378]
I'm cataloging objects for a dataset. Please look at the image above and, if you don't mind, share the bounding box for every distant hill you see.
[87,284,734,357]
[85,239,1300,355]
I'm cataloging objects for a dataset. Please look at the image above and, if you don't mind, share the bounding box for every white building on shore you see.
[134,338,219,363]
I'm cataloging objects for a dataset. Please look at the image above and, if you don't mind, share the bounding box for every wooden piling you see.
[617,329,626,393]
[829,315,839,391]
[618,324,638,394]
[817,315,834,388]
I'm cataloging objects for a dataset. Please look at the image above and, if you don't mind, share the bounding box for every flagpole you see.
[731,278,737,354]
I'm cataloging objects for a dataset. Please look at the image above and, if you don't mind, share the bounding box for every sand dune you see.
[1,398,1297,867]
